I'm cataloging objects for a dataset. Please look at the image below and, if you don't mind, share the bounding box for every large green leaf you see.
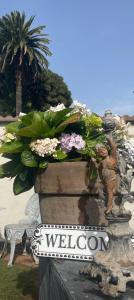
[43,111,81,137]
[55,112,81,134]
[20,112,35,125]
[6,121,23,134]
[13,168,35,195]
[44,108,72,128]
[17,112,50,138]
[40,109,72,138]
[57,112,80,127]
[0,140,24,153]
[21,150,38,167]
[8,110,80,140]
[0,160,22,178]
[17,112,42,138]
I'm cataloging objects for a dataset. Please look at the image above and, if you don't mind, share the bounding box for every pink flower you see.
[60,133,85,153]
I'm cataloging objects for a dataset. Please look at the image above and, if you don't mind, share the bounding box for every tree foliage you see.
[0,11,51,115]
[23,69,72,112]
[0,67,72,115]
[0,11,72,115]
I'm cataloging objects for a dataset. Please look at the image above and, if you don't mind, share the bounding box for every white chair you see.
[1,193,41,266]
[19,193,41,226]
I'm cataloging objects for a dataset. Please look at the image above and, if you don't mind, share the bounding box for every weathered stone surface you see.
[47,260,134,300]
[82,216,134,297]
[35,162,108,226]
[38,195,107,226]
[35,162,91,194]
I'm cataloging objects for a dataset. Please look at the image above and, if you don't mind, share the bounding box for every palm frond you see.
[33,49,49,68]
[28,26,46,36]
[23,15,35,32]
[0,11,51,72]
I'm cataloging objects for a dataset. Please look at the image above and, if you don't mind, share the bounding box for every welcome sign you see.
[31,224,108,261]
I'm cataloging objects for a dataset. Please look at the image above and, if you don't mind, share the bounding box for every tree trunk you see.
[16,68,22,116]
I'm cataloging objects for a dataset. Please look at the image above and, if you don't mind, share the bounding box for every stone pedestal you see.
[82,216,134,297]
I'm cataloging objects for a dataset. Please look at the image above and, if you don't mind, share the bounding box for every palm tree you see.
[0,11,51,115]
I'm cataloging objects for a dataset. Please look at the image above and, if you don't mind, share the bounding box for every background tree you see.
[0,67,72,115]
[0,11,51,115]
[23,69,72,112]
[0,66,16,115]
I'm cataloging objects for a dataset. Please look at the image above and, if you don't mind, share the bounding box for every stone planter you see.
[34,161,108,300]
[35,161,107,226]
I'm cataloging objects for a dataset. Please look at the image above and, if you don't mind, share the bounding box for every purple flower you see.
[60,133,85,153]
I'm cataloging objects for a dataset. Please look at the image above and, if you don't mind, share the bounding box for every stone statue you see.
[118,147,133,196]
[81,112,134,297]
[92,110,134,216]
[93,137,118,214]
[103,109,116,134]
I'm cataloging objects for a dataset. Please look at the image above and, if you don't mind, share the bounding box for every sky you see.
[1,0,134,116]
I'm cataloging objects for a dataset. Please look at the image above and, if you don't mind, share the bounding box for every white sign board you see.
[31,224,108,261]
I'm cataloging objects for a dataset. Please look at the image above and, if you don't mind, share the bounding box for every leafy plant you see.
[0,105,105,194]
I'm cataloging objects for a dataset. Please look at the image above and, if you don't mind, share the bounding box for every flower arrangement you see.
[0,101,106,194]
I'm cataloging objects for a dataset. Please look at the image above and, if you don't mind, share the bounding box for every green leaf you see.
[17,113,41,138]
[0,163,11,178]
[19,168,29,181]
[11,163,24,177]
[54,150,68,160]
[21,150,38,167]
[56,112,81,134]
[17,112,50,138]
[12,110,80,140]
[41,109,73,137]
[0,140,24,153]
[13,169,35,195]
[39,161,48,168]
[0,160,20,178]
[6,121,23,134]
[20,112,35,125]
[45,108,72,128]
[0,161,14,178]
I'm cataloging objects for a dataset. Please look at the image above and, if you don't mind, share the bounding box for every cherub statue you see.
[92,137,118,214]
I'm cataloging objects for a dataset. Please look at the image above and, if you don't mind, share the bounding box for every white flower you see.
[71,100,91,115]
[3,132,16,143]
[30,138,60,157]
[0,127,6,141]
[18,112,27,122]
[19,112,26,117]
[49,104,66,112]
